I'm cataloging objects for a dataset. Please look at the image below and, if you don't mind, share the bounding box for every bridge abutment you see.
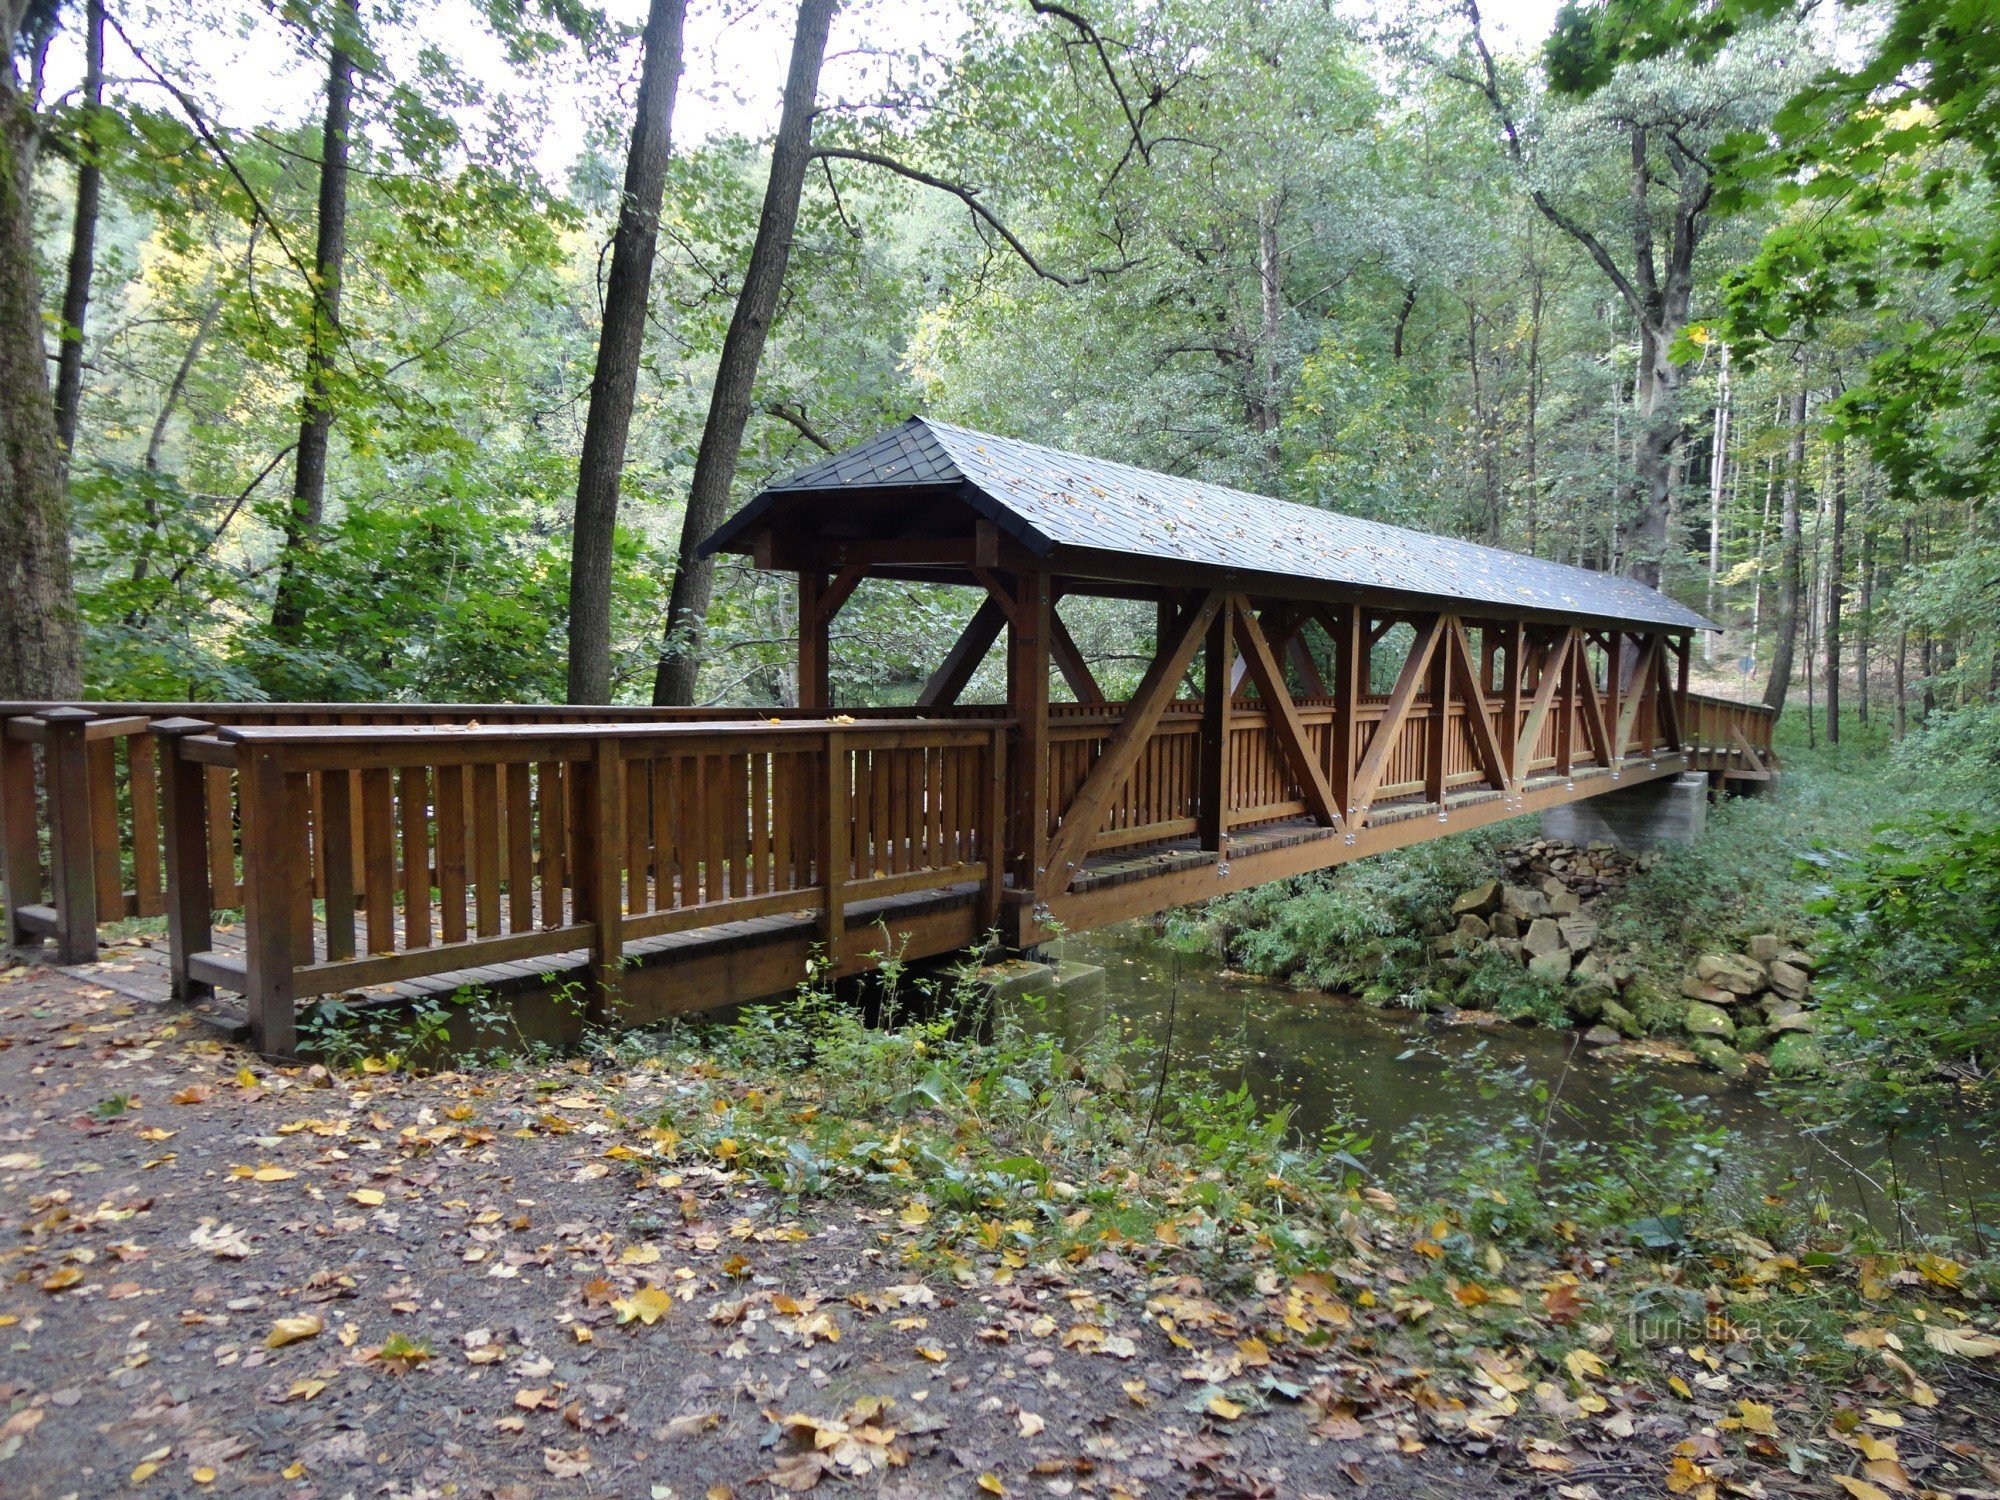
[1538,772,1708,852]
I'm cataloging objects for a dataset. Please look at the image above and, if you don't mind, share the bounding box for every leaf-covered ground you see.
[3,964,1998,1500]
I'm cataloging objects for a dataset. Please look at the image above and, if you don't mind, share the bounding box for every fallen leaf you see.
[543,1445,591,1478]
[613,1287,674,1327]
[1924,1325,2000,1359]
[1206,1394,1245,1421]
[266,1315,324,1349]
[1017,1410,1044,1437]
[349,1188,386,1207]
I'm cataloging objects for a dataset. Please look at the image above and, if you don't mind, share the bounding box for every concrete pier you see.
[1540,771,1708,852]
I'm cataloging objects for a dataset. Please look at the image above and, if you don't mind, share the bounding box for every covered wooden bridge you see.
[2,419,1776,1056]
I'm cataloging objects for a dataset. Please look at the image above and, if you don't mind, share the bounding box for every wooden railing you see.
[0,700,987,965]
[1,684,1774,977]
[152,717,1007,1054]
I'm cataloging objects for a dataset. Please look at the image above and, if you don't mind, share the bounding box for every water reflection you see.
[1046,923,2000,1242]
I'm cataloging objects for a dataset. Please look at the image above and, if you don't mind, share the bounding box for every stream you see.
[1047,922,2000,1243]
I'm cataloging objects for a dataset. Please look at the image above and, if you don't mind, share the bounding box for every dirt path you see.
[2,963,1995,1499]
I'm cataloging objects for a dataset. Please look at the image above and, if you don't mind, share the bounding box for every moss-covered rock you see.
[1599,998,1643,1039]
[1684,1001,1737,1040]
[1768,1032,1825,1077]
[1690,1036,1749,1079]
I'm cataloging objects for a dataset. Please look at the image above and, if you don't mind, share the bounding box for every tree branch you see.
[1458,0,1645,321]
[811,146,1091,286]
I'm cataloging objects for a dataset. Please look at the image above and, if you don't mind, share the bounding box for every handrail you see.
[153,715,1013,1055]
[0,688,1776,985]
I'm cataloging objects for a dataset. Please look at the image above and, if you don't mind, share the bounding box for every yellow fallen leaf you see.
[1206,1394,1245,1421]
[349,1188,385,1207]
[1563,1348,1608,1381]
[1924,1325,2000,1358]
[1734,1399,1779,1436]
[915,1344,947,1362]
[192,1466,216,1484]
[1668,1375,1693,1399]
[1832,1478,1893,1500]
[229,1163,297,1183]
[899,1200,931,1226]
[130,1462,160,1484]
[977,1474,1005,1495]
[613,1286,674,1327]
[282,1461,306,1480]
[40,1265,83,1292]
[266,1314,324,1349]
[285,1378,326,1401]
[1863,1408,1904,1428]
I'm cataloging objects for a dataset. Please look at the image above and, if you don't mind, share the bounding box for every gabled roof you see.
[704,417,1716,633]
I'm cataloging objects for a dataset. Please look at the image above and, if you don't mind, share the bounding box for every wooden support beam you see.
[1501,620,1525,784]
[1447,619,1512,794]
[1197,598,1234,851]
[152,719,215,1002]
[1673,634,1692,750]
[1316,604,1362,819]
[1048,603,1106,706]
[797,571,830,710]
[1655,638,1686,751]
[41,707,97,963]
[918,597,1006,707]
[1045,591,1222,890]
[1513,628,1572,780]
[1286,632,1327,696]
[1349,614,1443,821]
[1006,572,1053,893]
[1424,617,1451,807]
[1232,599,1342,830]
[1573,636,1616,768]
[1611,636,1661,766]
[817,564,868,625]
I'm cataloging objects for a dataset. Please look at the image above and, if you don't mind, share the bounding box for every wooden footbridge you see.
[2,420,1776,1055]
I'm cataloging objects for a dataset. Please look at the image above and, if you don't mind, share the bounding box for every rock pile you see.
[1441,839,1824,1079]
[1677,936,1823,1079]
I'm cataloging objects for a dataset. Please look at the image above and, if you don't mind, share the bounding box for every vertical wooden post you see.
[1554,633,1576,777]
[821,726,849,960]
[1006,571,1052,894]
[41,707,98,963]
[981,726,1006,936]
[798,571,830,710]
[152,719,215,1003]
[1328,604,1361,822]
[1675,634,1692,751]
[240,744,303,1057]
[1604,632,1624,761]
[1197,598,1235,852]
[1,717,42,948]
[573,736,625,1026]
[1424,617,1451,808]
[1502,621,1525,787]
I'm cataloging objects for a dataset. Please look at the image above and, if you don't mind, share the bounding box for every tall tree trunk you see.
[1704,344,1729,660]
[1825,433,1845,742]
[1466,301,1500,542]
[1524,251,1542,554]
[1856,480,1872,724]
[52,0,101,457]
[0,2,80,696]
[1761,379,1807,713]
[651,0,838,707]
[1254,196,1282,472]
[564,0,687,705]
[270,0,358,638]
[1894,515,1910,739]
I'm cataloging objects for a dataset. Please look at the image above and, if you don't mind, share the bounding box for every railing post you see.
[820,726,848,960]
[152,719,215,1003]
[981,726,1005,936]
[1,712,43,949]
[1197,598,1234,852]
[42,707,98,964]
[575,735,625,1026]
[240,743,299,1057]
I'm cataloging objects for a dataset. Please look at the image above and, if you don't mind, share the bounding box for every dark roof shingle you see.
[709,417,1715,632]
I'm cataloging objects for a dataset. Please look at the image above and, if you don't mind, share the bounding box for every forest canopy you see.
[0,0,1990,748]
